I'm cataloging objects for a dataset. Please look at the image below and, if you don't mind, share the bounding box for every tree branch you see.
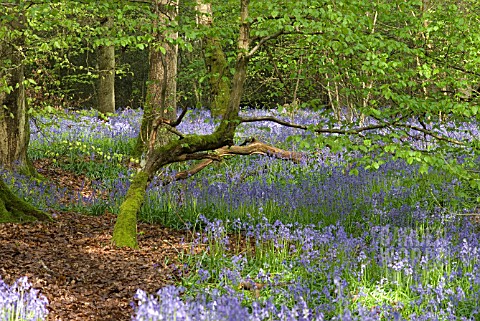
[240,115,471,148]
[397,123,467,146]
[158,159,214,185]
[148,117,185,151]
[157,138,304,185]
[240,116,308,129]
[248,29,284,57]
[239,116,389,134]
[171,104,188,127]
[213,138,304,161]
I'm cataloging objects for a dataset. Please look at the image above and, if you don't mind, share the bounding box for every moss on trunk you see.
[0,179,52,223]
[205,37,230,118]
[112,171,149,248]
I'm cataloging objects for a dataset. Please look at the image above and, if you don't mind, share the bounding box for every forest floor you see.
[0,163,194,321]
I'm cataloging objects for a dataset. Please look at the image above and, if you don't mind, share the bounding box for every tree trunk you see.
[111,171,149,248]
[0,8,51,222]
[134,0,179,156]
[197,0,230,118]
[0,34,30,172]
[112,0,251,248]
[97,17,116,114]
[115,0,180,247]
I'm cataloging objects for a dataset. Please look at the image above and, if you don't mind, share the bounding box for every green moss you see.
[0,179,52,223]
[0,205,37,223]
[132,99,154,158]
[205,37,230,118]
[112,171,149,248]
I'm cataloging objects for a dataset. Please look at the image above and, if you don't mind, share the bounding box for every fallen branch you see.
[213,137,304,161]
[157,137,304,185]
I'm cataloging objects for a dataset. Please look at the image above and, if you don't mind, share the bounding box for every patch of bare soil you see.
[0,212,192,320]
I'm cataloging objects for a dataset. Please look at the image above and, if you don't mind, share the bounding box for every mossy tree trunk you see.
[112,0,251,248]
[97,17,116,115]
[134,0,179,157]
[111,171,149,248]
[115,0,180,247]
[197,0,231,118]
[0,7,51,222]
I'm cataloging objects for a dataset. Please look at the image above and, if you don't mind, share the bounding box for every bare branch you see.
[157,138,304,186]
[159,159,214,185]
[151,116,186,138]
[171,104,188,127]
[315,124,388,134]
[397,123,467,146]
[248,29,284,57]
[239,116,389,134]
[240,116,308,129]
[164,125,185,138]
[175,137,304,163]
[148,116,185,151]
[240,115,470,148]
[214,138,304,162]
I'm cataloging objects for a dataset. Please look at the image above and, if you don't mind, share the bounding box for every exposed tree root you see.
[0,179,52,223]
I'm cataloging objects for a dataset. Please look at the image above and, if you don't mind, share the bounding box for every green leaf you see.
[349,168,359,176]
[419,163,429,175]
[472,105,478,116]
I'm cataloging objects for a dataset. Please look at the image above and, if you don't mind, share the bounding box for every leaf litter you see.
[0,161,195,320]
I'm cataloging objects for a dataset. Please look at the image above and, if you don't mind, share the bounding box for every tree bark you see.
[112,171,149,248]
[0,32,29,172]
[197,0,230,118]
[134,0,179,156]
[97,17,116,114]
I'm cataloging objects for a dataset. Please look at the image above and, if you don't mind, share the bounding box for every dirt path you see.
[0,211,192,320]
